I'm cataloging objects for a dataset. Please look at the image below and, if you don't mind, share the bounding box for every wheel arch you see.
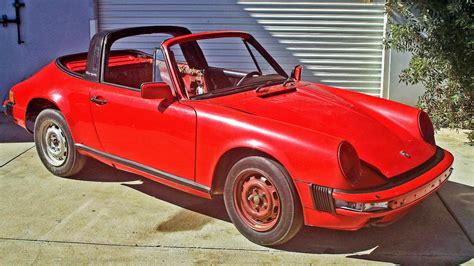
[25,98,61,133]
[210,146,293,196]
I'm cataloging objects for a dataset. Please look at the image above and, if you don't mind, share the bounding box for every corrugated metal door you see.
[97,0,386,96]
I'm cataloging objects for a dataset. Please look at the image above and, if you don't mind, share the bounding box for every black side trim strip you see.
[335,146,446,194]
[75,144,210,194]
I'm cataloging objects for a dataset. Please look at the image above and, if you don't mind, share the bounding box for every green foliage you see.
[385,0,473,144]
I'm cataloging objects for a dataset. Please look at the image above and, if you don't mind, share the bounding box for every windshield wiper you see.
[282,77,295,86]
[255,81,274,92]
[192,83,257,99]
[255,79,288,92]
[192,78,287,99]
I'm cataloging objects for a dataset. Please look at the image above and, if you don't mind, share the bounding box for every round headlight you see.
[337,141,361,184]
[418,111,436,145]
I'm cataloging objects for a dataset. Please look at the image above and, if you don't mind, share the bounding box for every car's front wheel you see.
[223,156,303,246]
[34,109,87,177]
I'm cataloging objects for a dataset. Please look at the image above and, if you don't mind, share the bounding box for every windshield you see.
[163,37,286,99]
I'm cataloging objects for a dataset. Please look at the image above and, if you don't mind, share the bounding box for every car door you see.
[89,83,196,181]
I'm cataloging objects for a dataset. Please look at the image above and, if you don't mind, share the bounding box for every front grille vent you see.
[311,184,335,213]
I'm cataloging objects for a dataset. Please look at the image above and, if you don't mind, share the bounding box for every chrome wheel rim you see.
[42,122,68,166]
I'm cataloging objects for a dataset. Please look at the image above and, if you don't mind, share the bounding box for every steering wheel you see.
[235,71,261,86]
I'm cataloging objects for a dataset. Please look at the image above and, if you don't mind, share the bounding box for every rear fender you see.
[11,62,101,149]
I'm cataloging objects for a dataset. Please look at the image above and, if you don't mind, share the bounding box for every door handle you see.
[90,96,107,105]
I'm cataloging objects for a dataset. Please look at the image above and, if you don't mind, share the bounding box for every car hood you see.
[207,82,436,178]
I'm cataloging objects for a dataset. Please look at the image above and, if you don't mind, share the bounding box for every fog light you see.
[335,200,389,212]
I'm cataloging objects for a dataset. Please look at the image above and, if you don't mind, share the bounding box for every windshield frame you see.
[160,31,288,100]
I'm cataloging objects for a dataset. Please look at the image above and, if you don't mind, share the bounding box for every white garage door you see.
[97,0,387,96]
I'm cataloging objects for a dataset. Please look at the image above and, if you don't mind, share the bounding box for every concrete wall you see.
[0,0,95,106]
[387,50,426,107]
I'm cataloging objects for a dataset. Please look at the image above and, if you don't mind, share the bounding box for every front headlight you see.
[337,141,361,184]
[335,200,389,212]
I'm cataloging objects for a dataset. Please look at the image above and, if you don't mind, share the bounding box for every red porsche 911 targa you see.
[3,26,454,246]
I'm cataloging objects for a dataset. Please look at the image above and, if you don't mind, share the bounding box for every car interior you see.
[59,50,153,90]
[60,50,249,95]
[58,33,282,98]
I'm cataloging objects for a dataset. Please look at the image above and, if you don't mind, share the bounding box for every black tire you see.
[34,109,87,177]
[223,156,303,246]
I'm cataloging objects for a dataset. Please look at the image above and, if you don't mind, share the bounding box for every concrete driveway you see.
[0,115,473,264]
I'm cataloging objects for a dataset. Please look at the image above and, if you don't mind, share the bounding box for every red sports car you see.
[3,26,454,246]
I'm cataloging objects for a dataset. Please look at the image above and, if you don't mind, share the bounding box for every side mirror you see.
[140,82,174,100]
[291,65,303,81]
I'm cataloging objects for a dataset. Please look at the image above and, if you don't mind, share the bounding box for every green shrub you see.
[385,0,473,144]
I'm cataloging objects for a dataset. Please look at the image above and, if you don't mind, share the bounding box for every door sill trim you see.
[75,144,210,193]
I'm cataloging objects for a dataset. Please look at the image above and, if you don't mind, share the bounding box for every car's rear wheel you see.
[223,156,303,246]
[34,109,86,177]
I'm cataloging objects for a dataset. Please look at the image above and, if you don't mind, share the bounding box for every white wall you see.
[98,0,387,96]
[0,0,95,106]
[387,50,426,107]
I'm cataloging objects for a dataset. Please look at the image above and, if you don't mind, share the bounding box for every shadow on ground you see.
[69,159,474,264]
[0,114,33,143]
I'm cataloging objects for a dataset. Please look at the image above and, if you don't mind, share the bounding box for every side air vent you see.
[310,184,335,213]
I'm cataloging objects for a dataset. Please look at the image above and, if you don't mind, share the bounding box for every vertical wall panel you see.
[98,0,386,96]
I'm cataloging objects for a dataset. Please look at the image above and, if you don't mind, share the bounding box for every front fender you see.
[191,101,351,192]
[317,84,423,142]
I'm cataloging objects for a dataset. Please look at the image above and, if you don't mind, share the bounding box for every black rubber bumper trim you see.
[4,101,14,119]
[335,146,446,194]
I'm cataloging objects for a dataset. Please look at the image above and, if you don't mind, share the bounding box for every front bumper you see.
[301,148,454,230]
